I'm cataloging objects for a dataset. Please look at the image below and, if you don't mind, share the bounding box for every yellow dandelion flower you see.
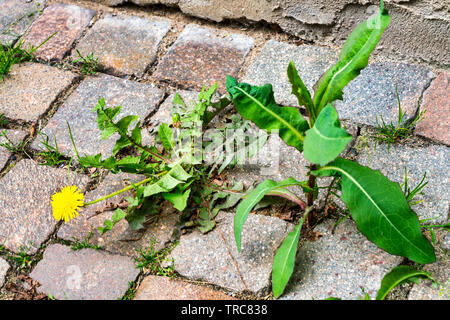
[51,185,84,222]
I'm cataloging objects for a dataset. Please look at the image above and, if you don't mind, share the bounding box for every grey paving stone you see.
[0,0,46,44]
[73,14,171,77]
[134,276,237,300]
[335,61,435,127]
[280,219,403,300]
[22,3,96,61]
[31,73,164,159]
[356,136,449,225]
[154,24,254,93]
[0,159,89,254]
[30,244,139,300]
[169,211,294,294]
[242,40,338,107]
[443,233,450,252]
[57,172,179,258]
[0,62,78,122]
[243,41,435,129]
[0,130,26,170]
[0,257,9,288]
[408,251,449,300]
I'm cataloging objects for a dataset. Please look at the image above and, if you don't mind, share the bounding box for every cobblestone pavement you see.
[0,0,448,300]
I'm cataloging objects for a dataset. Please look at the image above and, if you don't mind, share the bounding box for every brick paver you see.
[154,24,254,93]
[0,62,78,123]
[169,211,294,294]
[243,40,337,107]
[73,14,171,77]
[22,3,96,61]
[30,244,139,300]
[335,61,435,127]
[281,219,402,300]
[31,74,164,158]
[415,72,450,145]
[0,0,46,44]
[134,276,236,300]
[357,134,449,225]
[0,159,89,254]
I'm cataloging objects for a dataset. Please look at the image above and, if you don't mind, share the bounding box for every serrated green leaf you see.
[116,115,139,132]
[376,265,435,300]
[163,187,191,211]
[226,76,309,152]
[112,208,126,223]
[303,104,352,165]
[127,215,146,231]
[234,178,307,252]
[314,158,435,264]
[131,121,142,145]
[158,123,175,152]
[113,135,132,156]
[313,3,390,114]
[173,93,186,107]
[272,218,304,298]
[100,123,117,140]
[287,61,314,122]
[143,164,191,197]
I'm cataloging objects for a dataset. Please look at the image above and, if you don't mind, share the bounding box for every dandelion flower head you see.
[51,185,84,222]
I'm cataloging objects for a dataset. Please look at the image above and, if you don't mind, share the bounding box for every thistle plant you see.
[226,0,435,298]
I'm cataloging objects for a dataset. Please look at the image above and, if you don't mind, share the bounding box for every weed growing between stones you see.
[0,130,25,154]
[71,49,99,76]
[70,232,101,251]
[226,0,435,298]
[134,239,176,277]
[35,132,68,167]
[0,32,55,81]
[0,114,6,127]
[50,83,259,288]
[121,281,137,300]
[372,88,426,151]
[47,0,438,300]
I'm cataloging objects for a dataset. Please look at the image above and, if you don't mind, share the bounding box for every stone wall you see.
[91,0,450,67]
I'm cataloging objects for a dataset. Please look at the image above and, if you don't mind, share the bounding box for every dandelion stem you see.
[83,175,154,207]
